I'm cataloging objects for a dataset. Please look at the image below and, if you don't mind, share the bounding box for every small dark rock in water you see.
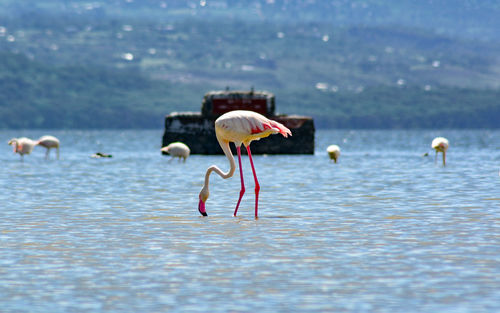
[91,152,113,158]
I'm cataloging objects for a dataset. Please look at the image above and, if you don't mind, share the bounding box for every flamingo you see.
[431,137,449,166]
[161,142,190,162]
[36,135,60,160]
[198,110,292,218]
[8,137,36,161]
[326,145,341,163]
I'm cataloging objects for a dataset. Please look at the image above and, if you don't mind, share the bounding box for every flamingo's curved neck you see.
[204,137,236,188]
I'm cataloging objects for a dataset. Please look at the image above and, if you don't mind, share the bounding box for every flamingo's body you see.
[37,135,60,159]
[326,145,341,163]
[431,137,449,166]
[161,142,190,162]
[198,110,291,218]
[8,137,36,160]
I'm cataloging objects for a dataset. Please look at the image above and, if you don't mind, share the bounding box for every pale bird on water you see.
[327,144,341,163]
[8,137,36,161]
[161,142,190,162]
[431,137,449,166]
[198,110,291,218]
[36,135,60,159]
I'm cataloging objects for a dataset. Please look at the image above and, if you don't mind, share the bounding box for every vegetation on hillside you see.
[0,52,203,128]
[3,0,498,40]
[1,52,498,129]
[284,86,500,128]
[0,1,499,129]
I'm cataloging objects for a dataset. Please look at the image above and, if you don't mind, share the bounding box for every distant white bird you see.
[161,142,190,162]
[36,135,60,160]
[326,144,341,163]
[431,137,449,166]
[8,137,36,161]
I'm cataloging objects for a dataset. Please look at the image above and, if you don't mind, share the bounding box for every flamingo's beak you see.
[198,199,207,216]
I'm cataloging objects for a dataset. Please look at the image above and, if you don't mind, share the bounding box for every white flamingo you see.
[326,145,341,163]
[36,135,60,159]
[8,137,36,161]
[161,142,190,162]
[198,110,292,218]
[431,137,449,166]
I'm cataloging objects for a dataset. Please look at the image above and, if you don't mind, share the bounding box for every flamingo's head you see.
[198,187,209,216]
[8,139,18,153]
[160,146,169,155]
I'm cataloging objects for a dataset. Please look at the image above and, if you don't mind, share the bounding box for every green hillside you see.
[1,51,498,129]
[0,52,203,128]
[0,1,499,129]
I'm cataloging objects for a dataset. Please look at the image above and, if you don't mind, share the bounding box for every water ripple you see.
[0,129,499,312]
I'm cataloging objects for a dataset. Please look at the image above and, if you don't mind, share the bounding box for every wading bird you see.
[431,137,449,166]
[36,135,60,159]
[327,144,341,163]
[8,137,36,161]
[198,110,291,218]
[161,142,190,162]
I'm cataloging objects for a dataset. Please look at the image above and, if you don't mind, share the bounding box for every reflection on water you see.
[1,129,499,312]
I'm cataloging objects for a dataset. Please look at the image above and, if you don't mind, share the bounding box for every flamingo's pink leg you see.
[233,146,245,217]
[246,145,260,218]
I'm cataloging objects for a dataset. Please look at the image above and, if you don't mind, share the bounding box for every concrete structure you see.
[162,90,315,155]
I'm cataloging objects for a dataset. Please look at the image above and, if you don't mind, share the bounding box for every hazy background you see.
[1,0,499,129]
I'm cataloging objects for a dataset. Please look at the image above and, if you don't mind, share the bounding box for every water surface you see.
[1,129,499,312]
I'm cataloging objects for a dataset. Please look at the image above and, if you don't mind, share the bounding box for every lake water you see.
[1,129,499,312]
